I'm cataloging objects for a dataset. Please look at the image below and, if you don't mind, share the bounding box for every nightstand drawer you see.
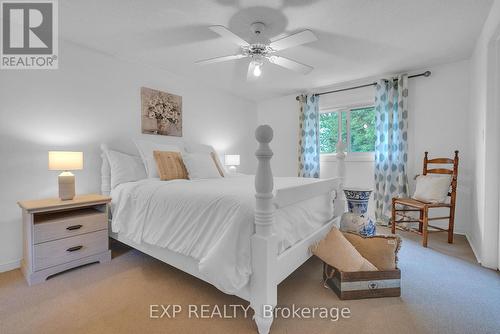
[34,230,109,271]
[34,208,107,244]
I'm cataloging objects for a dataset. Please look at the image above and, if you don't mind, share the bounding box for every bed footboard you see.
[251,125,345,334]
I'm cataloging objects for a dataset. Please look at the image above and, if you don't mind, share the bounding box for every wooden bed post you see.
[251,125,278,334]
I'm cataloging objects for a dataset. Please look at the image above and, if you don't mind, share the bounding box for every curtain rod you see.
[295,71,431,101]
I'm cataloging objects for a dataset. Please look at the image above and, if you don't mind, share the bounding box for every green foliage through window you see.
[319,106,376,154]
[319,112,338,153]
[350,107,376,152]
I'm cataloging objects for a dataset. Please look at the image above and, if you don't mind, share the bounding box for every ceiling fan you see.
[195,22,318,80]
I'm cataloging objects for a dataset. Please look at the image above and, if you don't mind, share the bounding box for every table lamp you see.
[48,151,83,200]
[224,154,240,172]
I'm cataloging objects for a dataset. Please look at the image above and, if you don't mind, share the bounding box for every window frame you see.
[319,102,375,162]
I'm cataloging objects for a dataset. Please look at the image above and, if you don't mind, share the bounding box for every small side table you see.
[18,194,111,285]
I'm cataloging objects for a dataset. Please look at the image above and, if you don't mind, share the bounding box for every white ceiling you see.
[60,0,493,101]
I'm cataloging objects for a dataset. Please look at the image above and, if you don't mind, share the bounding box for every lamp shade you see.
[48,151,83,171]
[224,154,240,166]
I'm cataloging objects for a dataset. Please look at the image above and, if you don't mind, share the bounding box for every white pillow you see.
[412,174,452,203]
[184,142,227,177]
[134,139,183,178]
[105,149,147,189]
[184,142,214,154]
[182,152,222,179]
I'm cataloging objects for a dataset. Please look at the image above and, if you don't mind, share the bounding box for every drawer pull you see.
[66,224,83,231]
[66,245,83,252]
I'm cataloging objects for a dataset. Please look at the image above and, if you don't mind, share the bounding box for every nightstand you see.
[18,194,112,285]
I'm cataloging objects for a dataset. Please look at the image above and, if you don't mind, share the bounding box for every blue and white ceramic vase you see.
[342,188,376,237]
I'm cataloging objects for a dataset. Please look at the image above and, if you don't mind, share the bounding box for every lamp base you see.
[58,172,75,201]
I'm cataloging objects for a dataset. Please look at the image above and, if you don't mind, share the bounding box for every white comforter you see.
[111,175,333,293]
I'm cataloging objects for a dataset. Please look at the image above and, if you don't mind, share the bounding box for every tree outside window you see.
[319,106,376,154]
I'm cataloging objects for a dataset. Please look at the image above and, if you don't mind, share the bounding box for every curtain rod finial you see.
[424,71,431,77]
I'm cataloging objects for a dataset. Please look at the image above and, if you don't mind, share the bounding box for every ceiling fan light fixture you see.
[197,24,318,78]
[253,62,262,77]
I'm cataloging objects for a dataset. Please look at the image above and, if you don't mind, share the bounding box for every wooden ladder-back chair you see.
[391,151,459,247]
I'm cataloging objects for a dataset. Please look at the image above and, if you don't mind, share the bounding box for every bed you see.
[102,125,345,334]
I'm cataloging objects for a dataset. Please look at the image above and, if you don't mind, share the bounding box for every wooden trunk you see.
[323,263,401,300]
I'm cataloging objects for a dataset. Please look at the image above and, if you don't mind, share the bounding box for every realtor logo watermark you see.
[1,0,58,69]
[149,304,352,322]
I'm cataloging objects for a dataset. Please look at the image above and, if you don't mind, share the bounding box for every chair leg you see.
[391,199,396,234]
[418,210,423,233]
[448,207,455,244]
[422,208,429,248]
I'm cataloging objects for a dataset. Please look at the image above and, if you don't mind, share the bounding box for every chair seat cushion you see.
[395,197,450,208]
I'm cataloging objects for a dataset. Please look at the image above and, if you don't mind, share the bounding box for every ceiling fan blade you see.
[269,30,318,51]
[268,56,313,74]
[247,61,259,81]
[209,25,250,47]
[195,54,246,65]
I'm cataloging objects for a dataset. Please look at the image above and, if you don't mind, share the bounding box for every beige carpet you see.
[1,229,499,334]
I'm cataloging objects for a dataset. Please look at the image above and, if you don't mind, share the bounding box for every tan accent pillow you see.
[311,228,377,272]
[210,151,225,177]
[153,151,188,181]
[343,232,402,271]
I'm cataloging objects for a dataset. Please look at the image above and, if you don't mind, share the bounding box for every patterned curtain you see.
[374,75,410,223]
[298,94,320,178]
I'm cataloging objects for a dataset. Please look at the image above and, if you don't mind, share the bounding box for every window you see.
[319,105,376,154]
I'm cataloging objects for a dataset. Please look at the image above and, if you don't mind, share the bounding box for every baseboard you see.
[0,259,21,273]
[465,233,481,264]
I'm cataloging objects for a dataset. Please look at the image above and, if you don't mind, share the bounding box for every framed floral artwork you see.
[141,87,182,137]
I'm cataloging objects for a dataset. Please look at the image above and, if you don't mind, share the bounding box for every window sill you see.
[320,152,375,162]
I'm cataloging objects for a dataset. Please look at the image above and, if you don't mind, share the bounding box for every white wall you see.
[0,40,257,271]
[255,95,299,177]
[469,1,500,268]
[407,60,472,233]
[257,59,472,233]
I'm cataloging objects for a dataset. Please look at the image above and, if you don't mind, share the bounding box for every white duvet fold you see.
[111,175,333,294]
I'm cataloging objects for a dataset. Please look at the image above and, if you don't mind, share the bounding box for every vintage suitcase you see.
[323,263,401,300]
